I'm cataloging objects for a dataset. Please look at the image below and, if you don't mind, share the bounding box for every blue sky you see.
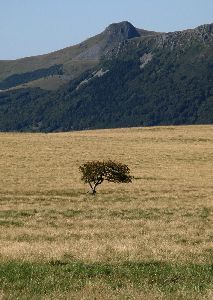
[0,0,213,59]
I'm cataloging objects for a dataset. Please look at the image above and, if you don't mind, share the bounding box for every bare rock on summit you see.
[75,22,141,60]
[104,21,140,43]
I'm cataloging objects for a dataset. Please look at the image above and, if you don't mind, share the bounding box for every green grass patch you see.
[110,208,164,220]
[0,220,23,227]
[0,260,212,299]
[62,209,83,218]
[199,207,211,219]
[0,210,37,218]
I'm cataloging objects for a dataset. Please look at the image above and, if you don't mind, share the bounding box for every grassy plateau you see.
[0,125,212,299]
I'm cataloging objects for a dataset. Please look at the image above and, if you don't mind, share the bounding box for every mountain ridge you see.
[1,21,212,91]
[0,21,158,90]
[0,21,213,131]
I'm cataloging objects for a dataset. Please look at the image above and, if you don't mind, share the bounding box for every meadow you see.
[0,125,212,299]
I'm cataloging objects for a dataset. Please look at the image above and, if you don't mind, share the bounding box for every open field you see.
[0,125,212,299]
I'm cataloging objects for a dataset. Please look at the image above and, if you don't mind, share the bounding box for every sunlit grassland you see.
[0,125,212,299]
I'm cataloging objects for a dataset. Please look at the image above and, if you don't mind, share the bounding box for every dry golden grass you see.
[0,125,212,266]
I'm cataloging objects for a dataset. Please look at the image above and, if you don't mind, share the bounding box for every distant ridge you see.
[0,21,213,131]
[0,21,157,90]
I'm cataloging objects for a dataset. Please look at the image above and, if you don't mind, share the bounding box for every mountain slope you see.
[0,22,213,131]
[0,22,157,91]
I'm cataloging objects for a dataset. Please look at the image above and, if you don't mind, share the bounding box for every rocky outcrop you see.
[104,21,140,43]
[154,23,213,50]
[140,53,153,69]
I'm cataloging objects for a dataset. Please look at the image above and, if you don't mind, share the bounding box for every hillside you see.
[0,22,157,90]
[0,22,213,131]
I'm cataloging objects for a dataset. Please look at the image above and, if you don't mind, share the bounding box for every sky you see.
[0,0,213,60]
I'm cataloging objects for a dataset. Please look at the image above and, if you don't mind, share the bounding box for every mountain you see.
[0,21,213,132]
[0,22,157,91]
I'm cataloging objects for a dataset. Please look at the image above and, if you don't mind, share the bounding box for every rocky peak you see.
[104,21,140,42]
[196,23,213,34]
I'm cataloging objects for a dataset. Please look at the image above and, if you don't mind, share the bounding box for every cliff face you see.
[104,21,141,42]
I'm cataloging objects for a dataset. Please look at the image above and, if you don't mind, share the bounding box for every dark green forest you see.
[0,36,213,132]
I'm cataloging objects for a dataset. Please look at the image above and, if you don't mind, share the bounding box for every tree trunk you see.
[88,180,103,195]
[89,182,97,195]
[92,188,96,195]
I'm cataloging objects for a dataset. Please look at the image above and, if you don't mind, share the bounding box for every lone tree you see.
[79,160,132,194]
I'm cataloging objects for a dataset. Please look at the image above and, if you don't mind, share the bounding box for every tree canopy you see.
[79,160,132,194]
